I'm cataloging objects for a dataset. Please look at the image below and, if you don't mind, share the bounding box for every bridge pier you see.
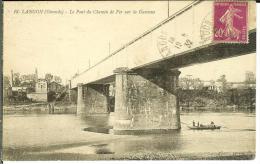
[76,83,85,115]
[84,84,110,115]
[76,83,110,116]
[113,67,181,134]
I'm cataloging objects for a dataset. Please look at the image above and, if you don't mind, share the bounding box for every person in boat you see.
[193,120,195,126]
[197,122,199,127]
[210,121,216,128]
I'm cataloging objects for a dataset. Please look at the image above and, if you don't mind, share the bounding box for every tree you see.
[179,75,204,90]
[179,75,193,90]
[45,73,53,83]
[245,71,255,83]
[3,75,11,103]
[20,81,35,93]
[20,74,37,83]
[13,73,21,86]
[3,75,10,89]
[45,73,62,84]
[193,78,204,90]
[217,75,228,93]
[244,71,255,88]
[54,75,62,83]
[242,71,255,112]
[47,91,57,102]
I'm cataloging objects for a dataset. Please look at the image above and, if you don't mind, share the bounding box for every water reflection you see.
[108,132,183,154]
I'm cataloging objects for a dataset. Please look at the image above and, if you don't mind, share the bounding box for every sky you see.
[180,53,255,82]
[3,1,256,84]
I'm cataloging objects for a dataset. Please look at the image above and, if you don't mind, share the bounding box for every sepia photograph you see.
[1,0,257,161]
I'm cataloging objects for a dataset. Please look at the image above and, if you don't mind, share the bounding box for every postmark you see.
[213,1,248,43]
[157,31,171,57]
[200,12,213,44]
[157,32,193,58]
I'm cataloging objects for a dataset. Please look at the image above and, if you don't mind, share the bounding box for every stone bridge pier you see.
[113,67,181,134]
[76,83,110,116]
[76,83,85,115]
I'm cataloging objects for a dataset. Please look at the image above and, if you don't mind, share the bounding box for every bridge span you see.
[70,1,256,134]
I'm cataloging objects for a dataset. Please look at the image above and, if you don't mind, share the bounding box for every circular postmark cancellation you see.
[157,31,194,58]
[157,31,172,58]
[200,12,213,45]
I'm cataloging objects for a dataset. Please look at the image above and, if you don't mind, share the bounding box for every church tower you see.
[35,68,38,81]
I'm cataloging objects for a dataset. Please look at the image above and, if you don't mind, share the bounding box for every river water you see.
[3,112,255,156]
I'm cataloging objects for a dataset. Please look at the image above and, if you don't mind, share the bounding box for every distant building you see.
[36,79,48,93]
[11,86,28,93]
[229,82,256,89]
[202,81,221,92]
[27,79,48,102]
[203,81,256,92]
[48,81,63,93]
[5,86,28,102]
[8,68,64,102]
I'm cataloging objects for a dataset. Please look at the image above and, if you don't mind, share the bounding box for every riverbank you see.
[3,150,255,160]
[3,102,76,114]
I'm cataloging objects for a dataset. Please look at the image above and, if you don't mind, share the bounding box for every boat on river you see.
[188,125,221,130]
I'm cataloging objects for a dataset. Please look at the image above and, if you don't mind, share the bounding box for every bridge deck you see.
[71,1,256,88]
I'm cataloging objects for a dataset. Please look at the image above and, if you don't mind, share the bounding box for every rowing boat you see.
[188,125,221,130]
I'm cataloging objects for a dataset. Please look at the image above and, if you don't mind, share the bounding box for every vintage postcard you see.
[1,0,257,161]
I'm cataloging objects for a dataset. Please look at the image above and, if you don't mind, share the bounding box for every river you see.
[3,112,255,159]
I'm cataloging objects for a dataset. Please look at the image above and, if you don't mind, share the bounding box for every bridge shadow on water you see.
[80,114,113,134]
[79,114,184,155]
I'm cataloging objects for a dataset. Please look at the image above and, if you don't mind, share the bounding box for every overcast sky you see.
[3,1,255,84]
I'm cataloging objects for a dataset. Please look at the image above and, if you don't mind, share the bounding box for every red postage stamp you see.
[214,1,248,43]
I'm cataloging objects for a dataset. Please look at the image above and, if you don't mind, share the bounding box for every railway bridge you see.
[70,1,256,134]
